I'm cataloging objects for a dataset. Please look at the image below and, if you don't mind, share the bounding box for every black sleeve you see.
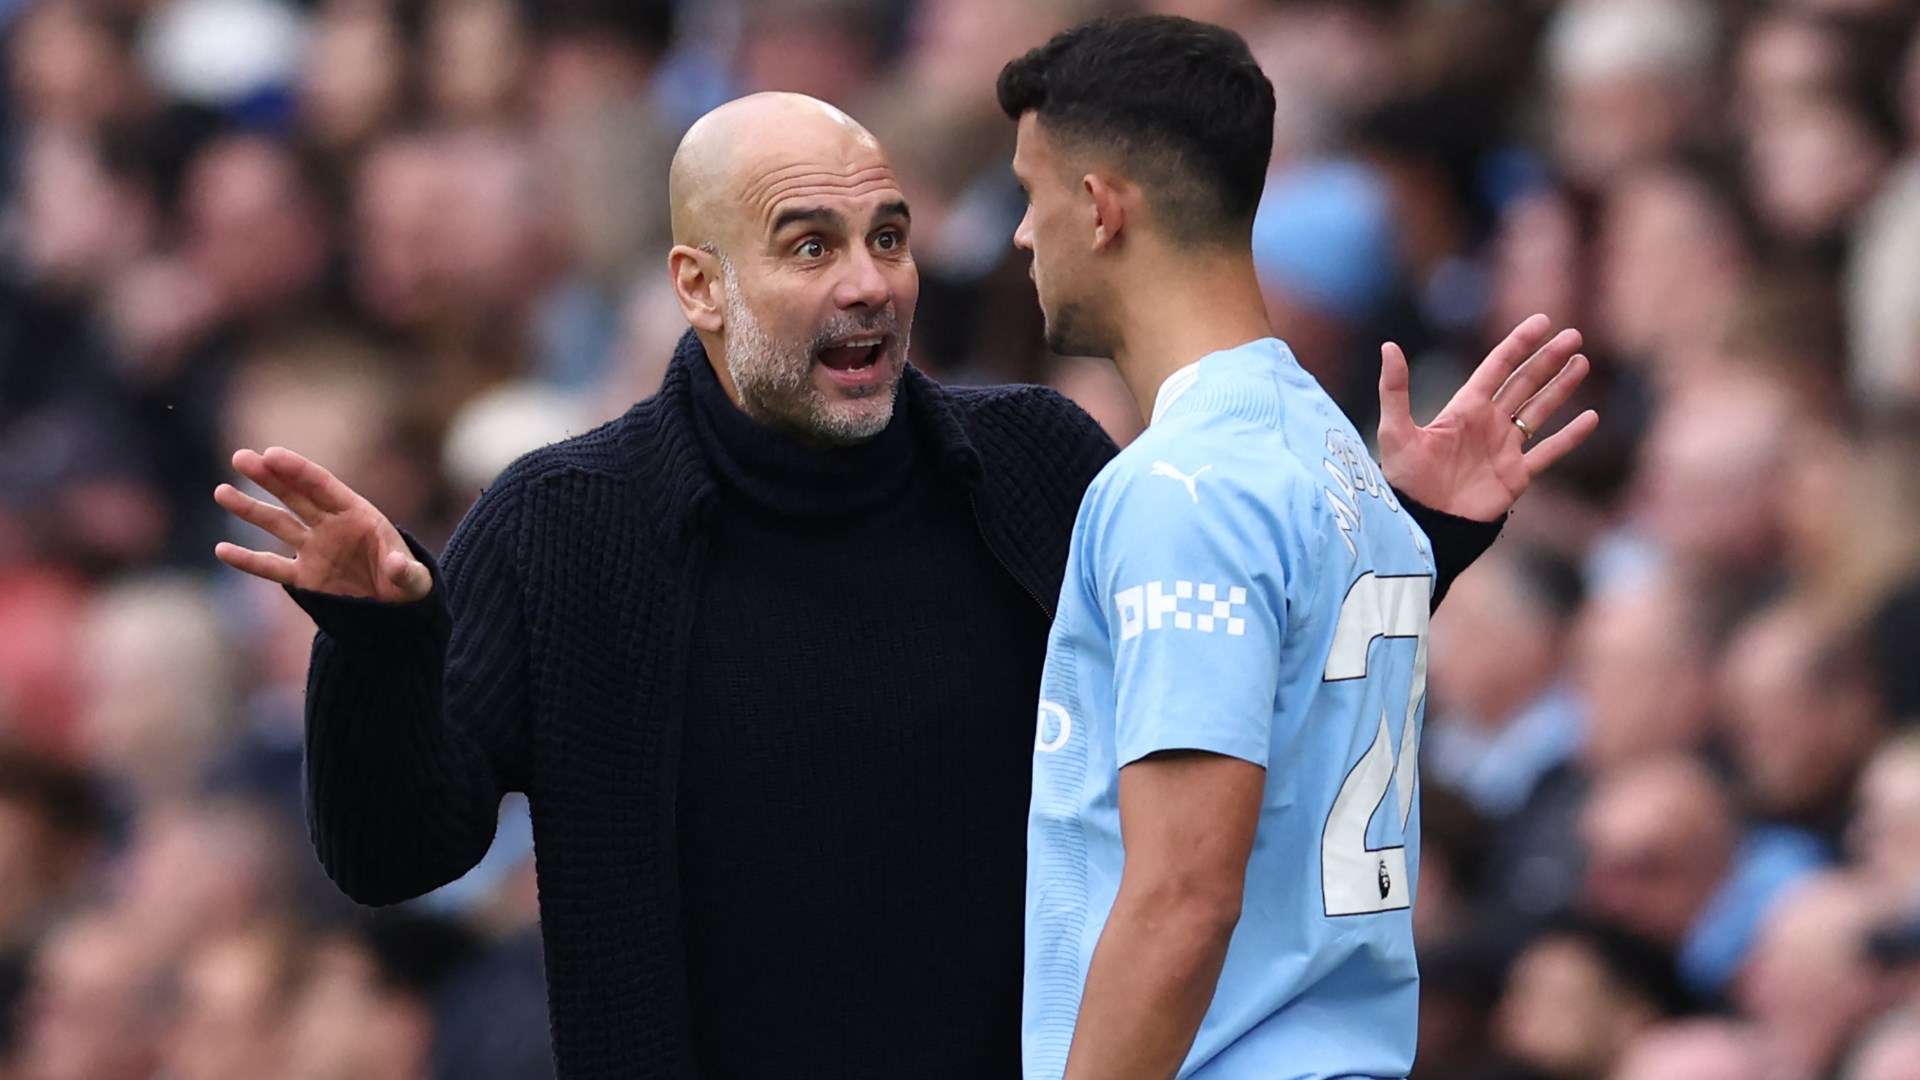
[1395,490,1504,611]
[286,479,531,906]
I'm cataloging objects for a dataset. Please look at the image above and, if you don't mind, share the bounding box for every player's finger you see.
[261,446,356,514]
[213,541,299,586]
[1511,354,1590,435]
[1376,342,1415,448]
[1523,409,1600,477]
[1460,313,1553,404]
[385,548,433,602]
[232,448,322,522]
[1492,328,1583,410]
[214,483,308,547]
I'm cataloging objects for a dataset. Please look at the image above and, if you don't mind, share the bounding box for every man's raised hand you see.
[1376,313,1600,523]
[213,447,432,603]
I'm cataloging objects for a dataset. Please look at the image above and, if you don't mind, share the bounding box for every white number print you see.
[1320,572,1431,917]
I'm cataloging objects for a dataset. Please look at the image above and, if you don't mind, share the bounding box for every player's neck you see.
[1111,256,1273,427]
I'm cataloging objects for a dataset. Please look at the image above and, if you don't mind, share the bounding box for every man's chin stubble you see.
[816,388,898,443]
[744,382,897,446]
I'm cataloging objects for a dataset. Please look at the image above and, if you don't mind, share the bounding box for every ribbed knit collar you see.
[686,343,917,519]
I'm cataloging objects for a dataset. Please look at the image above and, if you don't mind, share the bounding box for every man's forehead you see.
[740,154,906,228]
[1012,113,1077,180]
[1012,113,1044,168]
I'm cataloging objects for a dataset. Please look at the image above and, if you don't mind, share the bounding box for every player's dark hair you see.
[996,14,1276,243]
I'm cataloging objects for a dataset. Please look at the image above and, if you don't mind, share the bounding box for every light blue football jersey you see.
[1024,338,1438,1080]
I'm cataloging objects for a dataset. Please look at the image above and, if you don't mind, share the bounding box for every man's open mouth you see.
[816,335,886,371]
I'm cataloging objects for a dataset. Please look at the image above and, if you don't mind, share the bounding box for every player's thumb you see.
[1376,342,1414,445]
[385,548,432,602]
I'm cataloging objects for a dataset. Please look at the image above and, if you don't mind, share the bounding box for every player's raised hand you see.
[212,447,432,603]
[1375,313,1601,523]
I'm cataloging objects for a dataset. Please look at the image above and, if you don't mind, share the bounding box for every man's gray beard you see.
[718,256,903,446]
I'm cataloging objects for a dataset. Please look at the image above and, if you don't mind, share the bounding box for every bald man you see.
[664,93,917,443]
[214,91,1581,1079]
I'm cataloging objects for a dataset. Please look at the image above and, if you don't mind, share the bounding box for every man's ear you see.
[668,245,725,333]
[1083,173,1129,252]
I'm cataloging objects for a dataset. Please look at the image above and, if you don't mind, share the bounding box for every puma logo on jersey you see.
[1149,461,1212,503]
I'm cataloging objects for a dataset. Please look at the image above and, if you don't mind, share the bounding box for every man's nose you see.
[833,248,890,309]
[1013,207,1034,252]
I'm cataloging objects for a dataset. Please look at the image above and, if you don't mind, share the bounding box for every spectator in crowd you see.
[107,798,298,974]
[1544,0,1719,188]
[1631,371,1800,604]
[1427,546,1586,823]
[297,0,410,159]
[1580,755,1824,1000]
[0,748,104,1057]
[10,911,165,1080]
[178,135,331,336]
[158,921,306,1080]
[1492,919,1688,1080]
[5,0,146,134]
[1722,600,1888,842]
[1733,8,1857,135]
[1739,874,1904,1080]
[283,913,478,1080]
[1592,162,1752,386]
[1850,734,1920,895]
[74,576,235,808]
[1570,575,1717,773]
[1608,1020,1769,1080]
[424,0,527,127]
[1471,575,1722,946]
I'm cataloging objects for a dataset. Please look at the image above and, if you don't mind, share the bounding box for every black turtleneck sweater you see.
[679,358,1050,1078]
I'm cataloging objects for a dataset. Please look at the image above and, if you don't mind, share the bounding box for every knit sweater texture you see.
[287,328,1500,1079]
[676,345,1047,1076]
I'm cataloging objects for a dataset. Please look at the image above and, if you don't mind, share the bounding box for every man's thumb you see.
[1377,341,1414,446]
[386,549,431,600]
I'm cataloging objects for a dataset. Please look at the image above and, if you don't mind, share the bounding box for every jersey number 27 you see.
[1320,572,1431,917]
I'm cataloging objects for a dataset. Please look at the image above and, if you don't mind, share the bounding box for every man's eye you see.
[875,229,903,251]
[798,239,826,258]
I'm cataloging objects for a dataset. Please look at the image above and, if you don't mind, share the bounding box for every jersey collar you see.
[1150,360,1205,426]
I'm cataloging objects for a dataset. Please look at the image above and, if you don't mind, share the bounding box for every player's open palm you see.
[213,446,432,603]
[1376,313,1600,523]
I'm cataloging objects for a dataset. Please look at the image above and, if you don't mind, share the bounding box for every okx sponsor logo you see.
[1114,580,1249,641]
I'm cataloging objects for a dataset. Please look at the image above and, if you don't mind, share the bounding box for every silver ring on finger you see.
[1511,413,1535,439]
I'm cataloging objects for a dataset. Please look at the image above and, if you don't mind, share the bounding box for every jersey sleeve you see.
[1090,452,1295,770]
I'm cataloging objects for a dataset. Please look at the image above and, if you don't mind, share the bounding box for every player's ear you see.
[669,245,725,333]
[1083,173,1127,252]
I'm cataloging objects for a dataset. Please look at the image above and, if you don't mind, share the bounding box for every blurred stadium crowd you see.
[0,0,1918,1077]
